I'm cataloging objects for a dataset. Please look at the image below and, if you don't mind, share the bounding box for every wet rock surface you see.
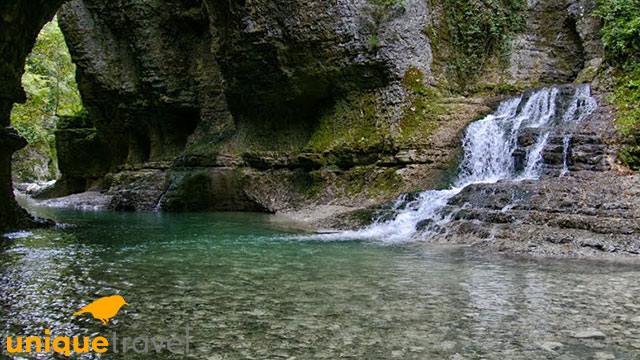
[508,0,603,84]
[313,85,639,257]
[4,0,636,256]
[417,92,637,257]
[433,172,640,256]
[46,0,606,217]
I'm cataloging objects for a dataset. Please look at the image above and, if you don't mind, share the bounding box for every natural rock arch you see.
[0,0,604,231]
[0,0,68,231]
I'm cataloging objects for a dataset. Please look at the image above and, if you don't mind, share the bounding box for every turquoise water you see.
[2,205,640,359]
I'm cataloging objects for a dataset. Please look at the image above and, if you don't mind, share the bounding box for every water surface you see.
[1,206,640,359]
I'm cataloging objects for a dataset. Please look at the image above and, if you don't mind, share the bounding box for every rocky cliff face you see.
[58,0,429,163]
[0,0,66,231]
[51,0,608,214]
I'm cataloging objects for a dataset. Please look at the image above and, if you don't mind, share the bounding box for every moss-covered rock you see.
[395,67,444,146]
[613,70,640,170]
[306,92,391,154]
[12,145,57,183]
[426,0,526,89]
[38,0,608,215]
[593,1,640,170]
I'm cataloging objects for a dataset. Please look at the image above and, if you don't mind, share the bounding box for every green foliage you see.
[610,65,640,170]
[595,0,640,169]
[10,18,83,180]
[427,0,526,90]
[368,34,380,51]
[595,0,640,67]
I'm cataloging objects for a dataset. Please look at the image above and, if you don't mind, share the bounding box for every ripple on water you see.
[0,211,639,359]
[2,230,33,239]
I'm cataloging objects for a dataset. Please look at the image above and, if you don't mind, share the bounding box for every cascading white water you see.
[559,85,598,177]
[521,132,550,179]
[314,85,597,243]
[561,135,571,176]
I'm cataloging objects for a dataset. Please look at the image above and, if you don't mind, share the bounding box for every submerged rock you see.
[539,341,563,352]
[37,191,113,211]
[572,329,606,340]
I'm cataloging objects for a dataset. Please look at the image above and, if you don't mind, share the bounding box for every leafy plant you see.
[427,0,526,90]
[10,17,84,181]
[595,0,640,67]
[595,0,640,169]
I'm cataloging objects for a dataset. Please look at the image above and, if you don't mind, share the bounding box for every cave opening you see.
[10,17,84,189]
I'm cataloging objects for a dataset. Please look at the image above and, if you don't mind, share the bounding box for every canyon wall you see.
[51,0,606,214]
[0,0,67,231]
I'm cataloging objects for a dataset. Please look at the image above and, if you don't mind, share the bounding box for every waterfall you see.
[561,135,571,176]
[559,85,597,177]
[313,84,598,243]
[521,132,550,179]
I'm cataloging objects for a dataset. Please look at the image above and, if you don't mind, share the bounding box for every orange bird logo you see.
[73,295,128,325]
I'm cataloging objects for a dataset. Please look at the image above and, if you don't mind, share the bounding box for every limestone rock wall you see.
[58,0,430,163]
[51,0,606,213]
[507,0,602,84]
[0,0,66,231]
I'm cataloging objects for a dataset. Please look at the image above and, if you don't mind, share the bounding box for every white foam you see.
[3,231,33,240]
[307,85,597,243]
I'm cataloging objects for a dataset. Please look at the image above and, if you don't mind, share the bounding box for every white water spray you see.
[559,84,598,177]
[561,135,572,176]
[313,85,597,243]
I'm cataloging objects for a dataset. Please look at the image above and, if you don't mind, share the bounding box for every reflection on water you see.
[1,206,640,359]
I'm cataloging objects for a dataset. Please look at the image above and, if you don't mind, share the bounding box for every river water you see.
[2,84,639,358]
[2,204,640,359]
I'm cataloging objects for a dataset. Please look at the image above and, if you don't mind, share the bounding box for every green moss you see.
[397,67,445,144]
[610,66,640,169]
[163,172,212,212]
[364,0,406,51]
[343,208,378,227]
[371,167,403,196]
[184,141,222,157]
[613,68,640,135]
[467,81,531,97]
[306,92,389,153]
[426,0,526,91]
[346,166,403,197]
[300,170,324,198]
[402,66,430,95]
